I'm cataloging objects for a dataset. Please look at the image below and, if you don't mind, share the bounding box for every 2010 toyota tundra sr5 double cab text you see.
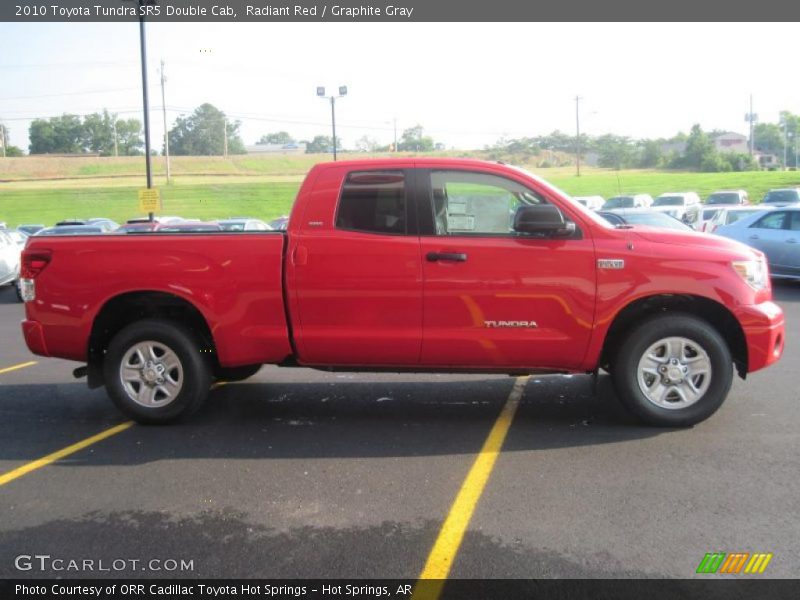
[19,159,785,426]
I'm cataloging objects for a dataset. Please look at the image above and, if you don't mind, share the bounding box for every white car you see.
[651,192,702,227]
[573,195,605,211]
[706,206,772,234]
[0,230,22,295]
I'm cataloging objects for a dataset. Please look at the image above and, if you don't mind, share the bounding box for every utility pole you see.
[0,124,6,158]
[782,118,788,170]
[393,117,397,152]
[745,94,757,157]
[223,119,228,157]
[112,120,118,157]
[575,96,582,177]
[160,58,171,183]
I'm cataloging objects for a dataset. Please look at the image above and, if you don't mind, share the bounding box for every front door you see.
[418,168,596,370]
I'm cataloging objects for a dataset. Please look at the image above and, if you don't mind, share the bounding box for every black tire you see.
[611,313,733,427]
[214,363,262,382]
[103,318,211,424]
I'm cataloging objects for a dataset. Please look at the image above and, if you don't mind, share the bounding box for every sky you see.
[0,22,798,152]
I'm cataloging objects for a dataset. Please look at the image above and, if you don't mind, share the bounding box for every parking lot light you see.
[317,85,347,161]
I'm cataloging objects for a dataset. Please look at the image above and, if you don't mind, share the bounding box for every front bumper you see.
[734,301,785,373]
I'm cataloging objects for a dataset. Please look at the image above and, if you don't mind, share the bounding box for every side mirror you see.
[514,204,575,237]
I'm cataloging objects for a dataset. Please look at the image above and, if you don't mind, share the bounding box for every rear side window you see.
[335,171,407,235]
[752,211,786,230]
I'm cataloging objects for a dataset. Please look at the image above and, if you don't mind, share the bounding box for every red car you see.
[19,159,784,426]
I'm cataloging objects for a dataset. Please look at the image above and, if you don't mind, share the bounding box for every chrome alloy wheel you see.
[636,336,712,410]
[119,341,184,408]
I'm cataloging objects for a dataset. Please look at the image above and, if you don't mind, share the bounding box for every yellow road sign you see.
[138,188,161,213]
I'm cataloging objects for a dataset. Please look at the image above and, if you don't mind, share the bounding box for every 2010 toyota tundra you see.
[19,159,785,426]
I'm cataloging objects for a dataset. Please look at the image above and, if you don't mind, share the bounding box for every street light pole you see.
[575,95,582,177]
[138,0,154,220]
[317,85,347,161]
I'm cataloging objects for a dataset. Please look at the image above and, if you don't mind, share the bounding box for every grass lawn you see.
[2,154,800,228]
[0,182,298,227]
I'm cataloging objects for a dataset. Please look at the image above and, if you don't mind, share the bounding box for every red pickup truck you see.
[19,159,785,426]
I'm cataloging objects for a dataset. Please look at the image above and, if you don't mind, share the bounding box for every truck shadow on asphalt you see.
[0,374,678,464]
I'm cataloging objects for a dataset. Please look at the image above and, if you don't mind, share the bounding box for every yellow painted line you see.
[211,381,228,389]
[0,421,134,487]
[0,361,37,375]
[414,376,528,599]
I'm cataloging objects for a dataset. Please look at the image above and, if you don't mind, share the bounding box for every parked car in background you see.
[268,216,290,231]
[86,218,120,232]
[651,192,702,227]
[716,207,800,279]
[7,230,28,247]
[705,190,749,206]
[35,225,105,236]
[698,207,724,232]
[0,230,21,290]
[602,194,653,210]
[17,224,45,236]
[55,219,88,227]
[761,188,800,207]
[706,206,770,233]
[597,209,694,232]
[218,218,272,232]
[573,196,605,211]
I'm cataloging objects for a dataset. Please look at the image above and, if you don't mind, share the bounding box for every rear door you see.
[287,165,424,366]
[417,168,596,370]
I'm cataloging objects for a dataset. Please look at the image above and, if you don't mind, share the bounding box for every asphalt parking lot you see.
[0,281,798,580]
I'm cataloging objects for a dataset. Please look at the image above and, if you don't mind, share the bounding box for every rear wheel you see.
[104,319,211,424]
[611,314,733,427]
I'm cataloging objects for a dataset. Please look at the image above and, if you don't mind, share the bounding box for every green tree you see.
[168,103,245,156]
[753,122,784,158]
[683,124,717,170]
[29,114,84,154]
[398,125,433,152]
[594,134,634,169]
[115,118,144,156]
[637,139,664,168]
[305,135,342,153]
[82,110,116,155]
[258,131,294,145]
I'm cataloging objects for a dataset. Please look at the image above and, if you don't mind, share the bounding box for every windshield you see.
[603,196,634,209]
[706,192,739,205]
[653,196,684,207]
[763,190,800,203]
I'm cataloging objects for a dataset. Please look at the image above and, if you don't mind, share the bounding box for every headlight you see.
[732,258,769,290]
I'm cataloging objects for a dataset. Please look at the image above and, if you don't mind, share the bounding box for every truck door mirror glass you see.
[513,204,575,237]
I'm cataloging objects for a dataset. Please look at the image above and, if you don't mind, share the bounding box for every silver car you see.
[716,207,800,280]
[0,230,21,288]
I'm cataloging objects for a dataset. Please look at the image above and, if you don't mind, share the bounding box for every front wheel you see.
[612,314,733,427]
[104,319,212,424]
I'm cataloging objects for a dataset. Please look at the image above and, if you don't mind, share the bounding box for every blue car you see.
[716,207,800,280]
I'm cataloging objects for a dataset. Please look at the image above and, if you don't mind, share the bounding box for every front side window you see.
[335,171,407,235]
[429,171,546,236]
